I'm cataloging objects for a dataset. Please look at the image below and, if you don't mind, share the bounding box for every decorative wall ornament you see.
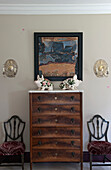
[3,59,18,78]
[59,74,82,90]
[35,75,53,91]
[93,59,109,78]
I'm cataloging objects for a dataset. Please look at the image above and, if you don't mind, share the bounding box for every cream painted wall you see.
[0,14,111,152]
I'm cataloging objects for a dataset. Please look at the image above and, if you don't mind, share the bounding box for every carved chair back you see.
[4,115,25,142]
[87,114,109,142]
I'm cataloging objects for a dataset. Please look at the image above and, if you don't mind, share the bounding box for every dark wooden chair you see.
[87,114,111,170]
[0,115,26,169]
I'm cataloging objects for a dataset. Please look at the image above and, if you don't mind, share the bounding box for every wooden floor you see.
[0,163,110,170]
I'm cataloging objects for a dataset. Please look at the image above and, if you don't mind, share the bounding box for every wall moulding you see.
[0,4,111,15]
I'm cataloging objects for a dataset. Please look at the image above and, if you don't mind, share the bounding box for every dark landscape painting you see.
[34,32,83,81]
[38,37,78,77]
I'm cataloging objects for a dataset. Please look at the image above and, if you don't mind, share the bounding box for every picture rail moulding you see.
[0,4,111,15]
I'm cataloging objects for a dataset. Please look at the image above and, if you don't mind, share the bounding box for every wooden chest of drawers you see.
[29,90,83,170]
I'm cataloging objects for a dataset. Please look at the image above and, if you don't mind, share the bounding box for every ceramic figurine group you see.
[35,74,82,91]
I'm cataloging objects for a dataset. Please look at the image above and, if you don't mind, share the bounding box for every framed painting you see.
[34,32,83,81]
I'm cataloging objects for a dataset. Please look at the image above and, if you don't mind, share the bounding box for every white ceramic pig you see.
[35,75,53,91]
[59,74,82,90]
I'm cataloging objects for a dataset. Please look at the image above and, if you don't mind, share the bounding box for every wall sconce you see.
[3,59,18,78]
[93,59,109,77]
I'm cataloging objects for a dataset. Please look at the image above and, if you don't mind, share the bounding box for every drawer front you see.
[32,115,80,127]
[32,149,80,162]
[32,138,80,149]
[32,104,80,116]
[32,127,80,138]
[32,93,80,105]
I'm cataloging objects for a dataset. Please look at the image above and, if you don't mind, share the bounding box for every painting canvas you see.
[34,32,83,81]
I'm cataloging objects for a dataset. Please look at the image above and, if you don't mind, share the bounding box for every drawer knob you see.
[55,153,58,156]
[55,108,58,111]
[38,107,41,112]
[38,118,41,123]
[55,97,58,100]
[55,142,58,145]
[55,119,58,123]
[38,96,41,101]
[38,130,41,135]
[55,130,58,134]
[38,141,42,145]
[71,107,75,112]
[71,96,74,101]
[71,141,75,145]
[38,152,41,157]
[71,118,74,123]
[71,130,75,135]
[72,152,75,157]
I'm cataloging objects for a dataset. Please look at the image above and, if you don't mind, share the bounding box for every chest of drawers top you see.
[29,90,83,93]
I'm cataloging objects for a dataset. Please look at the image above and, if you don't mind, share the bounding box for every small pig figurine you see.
[35,75,53,91]
[59,74,82,90]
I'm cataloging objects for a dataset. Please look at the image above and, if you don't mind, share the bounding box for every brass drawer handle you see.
[38,96,41,101]
[38,152,41,157]
[55,108,58,111]
[38,130,41,135]
[71,96,74,101]
[72,152,75,157]
[71,141,75,146]
[71,118,74,123]
[38,118,41,123]
[55,119,58,123]
[55,97,58,100]
[71,130,75,135]
[71,107,75,112]
[38,107,41,112]
[38,141,42,145]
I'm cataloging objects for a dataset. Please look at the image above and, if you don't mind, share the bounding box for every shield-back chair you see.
[0,115,25,170]
[87,114,111,170]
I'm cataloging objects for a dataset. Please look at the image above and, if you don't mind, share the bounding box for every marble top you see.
[29,90,83,93]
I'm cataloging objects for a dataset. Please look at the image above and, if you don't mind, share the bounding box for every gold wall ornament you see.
[3,59,18,78]
[93,59,109,78]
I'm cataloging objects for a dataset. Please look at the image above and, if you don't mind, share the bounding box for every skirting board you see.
[0,152,111,163]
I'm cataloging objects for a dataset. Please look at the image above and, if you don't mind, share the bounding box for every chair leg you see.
[90,153,92,170]
[0,156,6,165]
[21,154,24,170]
[103,155,106,163]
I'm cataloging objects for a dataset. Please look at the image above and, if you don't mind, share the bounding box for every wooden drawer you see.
[32,138,80,149]
[32,104,80,116]
[32,93,80,105]
[32,127,80,138]
[32,115,80,127]
[32,149,80,162]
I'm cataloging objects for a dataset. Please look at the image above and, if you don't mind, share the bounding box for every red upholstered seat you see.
[0,141,25,156]
[88,141,111,155]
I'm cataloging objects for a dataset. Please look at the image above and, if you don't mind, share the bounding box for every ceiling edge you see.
[0,4,111,15]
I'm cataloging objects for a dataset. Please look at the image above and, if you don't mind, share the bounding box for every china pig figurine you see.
[35,75,53,91]
[59,74,82,90]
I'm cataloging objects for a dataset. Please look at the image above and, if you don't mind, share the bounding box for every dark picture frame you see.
[34,32,83,81]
